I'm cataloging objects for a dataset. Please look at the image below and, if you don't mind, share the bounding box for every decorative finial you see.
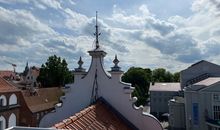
[94,11,101,49]
[113,55,119,67]
[111,55,121,71]
[75,56,85,72]
[78,56,83,69]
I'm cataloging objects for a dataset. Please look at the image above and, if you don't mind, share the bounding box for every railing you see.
[206,118,220,127]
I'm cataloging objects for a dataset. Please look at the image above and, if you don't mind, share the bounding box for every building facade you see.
[168,96,185,130]
[182,60,220,130]
[150,83,181,118]
[0,78,20,130]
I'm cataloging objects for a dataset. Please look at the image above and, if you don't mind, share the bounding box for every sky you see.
[0,0,220,72]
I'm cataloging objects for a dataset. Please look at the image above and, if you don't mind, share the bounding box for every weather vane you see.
[94,11,101,49]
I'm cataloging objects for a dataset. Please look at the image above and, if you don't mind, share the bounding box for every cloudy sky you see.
[0,0,220,72]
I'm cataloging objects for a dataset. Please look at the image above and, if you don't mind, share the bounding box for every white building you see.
[22,63,40,87]
[182,60,220,130]
[39,13,162,130]
[168,96,185,130]
[149,82,181,118]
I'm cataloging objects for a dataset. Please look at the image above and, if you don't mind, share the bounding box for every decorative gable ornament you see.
[40,12,162,130]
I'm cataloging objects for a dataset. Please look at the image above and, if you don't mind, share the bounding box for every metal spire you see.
[94,11,101,49]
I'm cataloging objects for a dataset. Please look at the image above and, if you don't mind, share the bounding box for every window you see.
[0,121,2,130]
[193,103,199,125]
[213,94,219,101]
[9,94,17,105]
[0,95,6,106]
[213,106,220,120]
[0,99,3,107]
[0,116,5,130]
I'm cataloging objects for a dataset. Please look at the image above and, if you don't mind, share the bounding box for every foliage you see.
[37,55,73,87]
[122,67,180,106]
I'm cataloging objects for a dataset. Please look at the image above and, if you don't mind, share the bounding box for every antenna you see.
[94,11,101,49]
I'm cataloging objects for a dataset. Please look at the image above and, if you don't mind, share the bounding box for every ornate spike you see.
[94,11,100,49]
[113,55,119,67]
[78,56,83,69]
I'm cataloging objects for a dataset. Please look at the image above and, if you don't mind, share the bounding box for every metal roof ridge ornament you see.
[75,56,85,72]
[111,55,121,71]
[94,11,101,49]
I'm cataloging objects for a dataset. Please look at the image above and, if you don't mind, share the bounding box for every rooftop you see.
[22,87,63,113]
[149,82,181,92]
[53,99,134,130]
[193,77,220,86]
[0,70,15,78]
[0,77,19,93]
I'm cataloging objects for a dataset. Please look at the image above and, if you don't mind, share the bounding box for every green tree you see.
[37,55,73,87]
[152,68,166,82]
[122,67,151,106]
[122,67,180,106]
[173,72,180,82]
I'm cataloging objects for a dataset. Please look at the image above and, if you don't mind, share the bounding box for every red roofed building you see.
[0,77,20,130]
[54,99,134,130]
[0,71,15,80]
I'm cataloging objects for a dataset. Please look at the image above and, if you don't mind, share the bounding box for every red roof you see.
[22,87,63,113]
[53,100,133,130]
[0,77,19,92]
[0,70,15,78]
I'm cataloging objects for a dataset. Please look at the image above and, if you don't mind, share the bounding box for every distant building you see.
[0,75,63,129]
[21,62,40,87]
[19,87,63,127]
[0,71,16,80]
[184,77,220,130]
[168,96,185,130]
[180,60,220,89]
[0,77,20,130]
[149,82,181,118]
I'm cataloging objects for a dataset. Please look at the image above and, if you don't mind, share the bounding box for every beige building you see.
[149,83,181,118]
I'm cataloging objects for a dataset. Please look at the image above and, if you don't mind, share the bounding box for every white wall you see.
[8,113,16,128]
[9,94,17,105]
[0,95,7,106]
[0,116,6,130]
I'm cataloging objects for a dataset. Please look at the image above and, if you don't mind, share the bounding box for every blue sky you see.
[0,0,220,72]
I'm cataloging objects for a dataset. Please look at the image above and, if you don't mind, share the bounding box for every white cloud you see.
[64,8,89,29]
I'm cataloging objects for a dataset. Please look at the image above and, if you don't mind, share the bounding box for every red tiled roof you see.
[53,100,133,130]
[0,77,19,92]
[0,70,15,78]
[22,87,63,113]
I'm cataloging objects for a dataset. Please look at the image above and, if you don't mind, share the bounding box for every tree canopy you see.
[37,55,73,87]
[122,67,180,106]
